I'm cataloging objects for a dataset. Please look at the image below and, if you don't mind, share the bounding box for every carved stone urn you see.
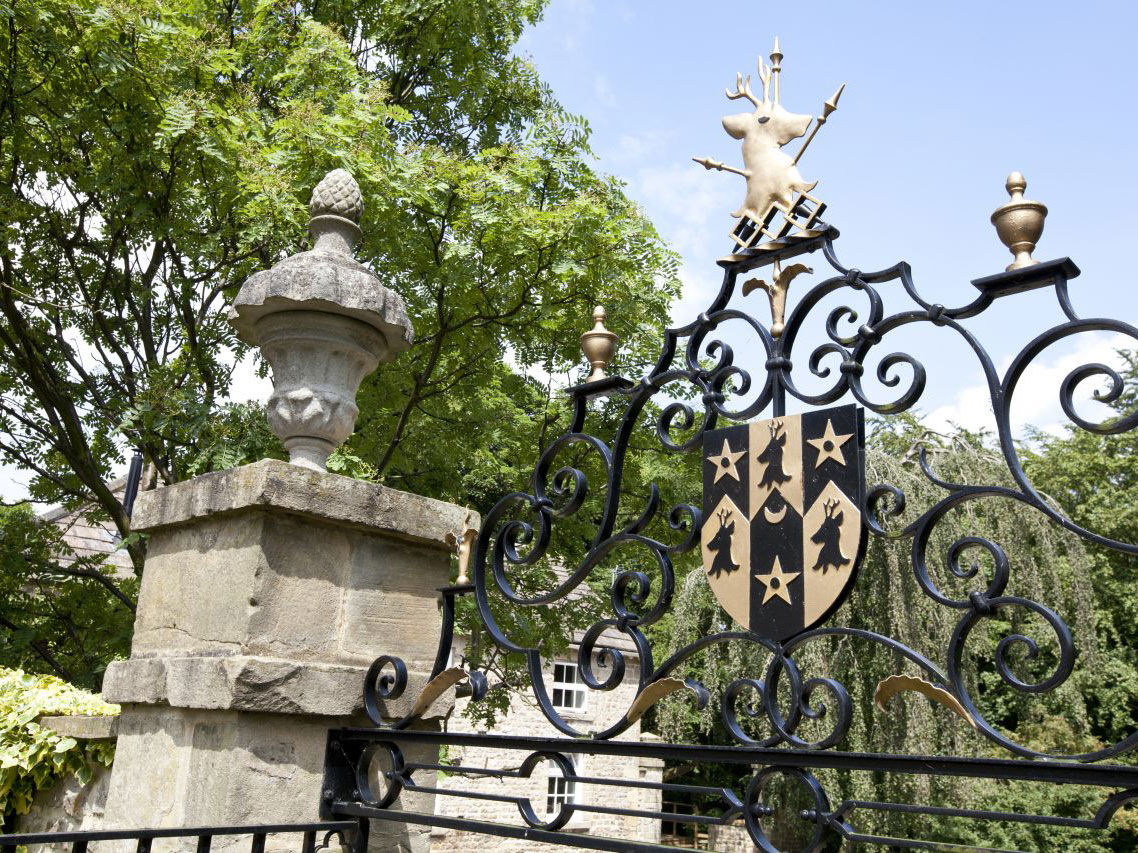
[229,169,413,470]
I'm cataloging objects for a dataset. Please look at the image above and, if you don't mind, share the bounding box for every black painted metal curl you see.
[419,224,1138,763]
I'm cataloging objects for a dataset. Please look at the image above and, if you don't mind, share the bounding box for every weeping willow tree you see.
[651,415,1138,851]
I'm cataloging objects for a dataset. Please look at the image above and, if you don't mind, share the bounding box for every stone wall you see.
[14,716,117,848]
[430,648,664,852]
[707,821,758,852]
[15,765,111,839]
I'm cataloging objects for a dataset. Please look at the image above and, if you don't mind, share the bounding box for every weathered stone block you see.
[112,459,468,673]
[38,714,118,740]
[102,459,474,849]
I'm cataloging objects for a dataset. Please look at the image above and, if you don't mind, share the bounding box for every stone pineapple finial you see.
[310,168,364,222]
[228,168,413,471]
[309,168,363,253]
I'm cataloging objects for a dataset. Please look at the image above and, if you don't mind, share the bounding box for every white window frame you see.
[546,767,576,815]
[545,754,583,817]
[550,661,587,713]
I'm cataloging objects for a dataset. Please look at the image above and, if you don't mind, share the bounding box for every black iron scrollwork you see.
[449,224,1138,762]
[361,218,1138,770]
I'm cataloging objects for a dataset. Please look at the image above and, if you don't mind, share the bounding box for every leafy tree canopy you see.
[0,0,679,684]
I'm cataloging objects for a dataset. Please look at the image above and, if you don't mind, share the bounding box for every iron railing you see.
[333,216,1138,851]
[0,820,364,853]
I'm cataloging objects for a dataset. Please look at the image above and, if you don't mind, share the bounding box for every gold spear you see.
[793,83,845,166]
[692,156,751,178]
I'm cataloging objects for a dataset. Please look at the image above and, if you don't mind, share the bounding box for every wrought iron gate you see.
[1,41,1135,853]
[321,44,1138,852]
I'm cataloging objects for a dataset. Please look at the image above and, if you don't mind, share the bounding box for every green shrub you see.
[0,668,118,818]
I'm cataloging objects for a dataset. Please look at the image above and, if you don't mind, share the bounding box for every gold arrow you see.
[692,156,750,178]
[793,83,845,166]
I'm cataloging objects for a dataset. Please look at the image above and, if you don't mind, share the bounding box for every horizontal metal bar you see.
[0,822,357,845]
[406,761,738,800]
[334,727,1138,787]
[839,827,1026,853]
[841,798,1101,828]
[566,801,736,827]
[332,802,679,852]
[405,779,732,829]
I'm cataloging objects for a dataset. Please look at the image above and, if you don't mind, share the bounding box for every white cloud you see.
[617,159,738,325]
[925,332,1131,438]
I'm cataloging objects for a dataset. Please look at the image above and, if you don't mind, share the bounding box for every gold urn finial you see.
[580,305,618,383]
[990,171,1048,271]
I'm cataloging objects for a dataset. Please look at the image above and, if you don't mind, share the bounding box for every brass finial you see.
[580,305,618,383]
[455,512,477,585]
[770,37,783,104]
[990,171,1048,271]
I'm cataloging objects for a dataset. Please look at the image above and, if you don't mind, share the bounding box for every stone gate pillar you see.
[101,170,463,851]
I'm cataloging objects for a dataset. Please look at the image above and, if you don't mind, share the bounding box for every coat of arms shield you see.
[700,404,865,642]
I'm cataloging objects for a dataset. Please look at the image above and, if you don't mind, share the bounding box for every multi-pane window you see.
[546,757,579,815]
[546,770,576,814]
[551,662,587,712]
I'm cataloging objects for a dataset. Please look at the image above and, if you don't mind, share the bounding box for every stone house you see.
[429,630,666,851]
[38,476,133,576]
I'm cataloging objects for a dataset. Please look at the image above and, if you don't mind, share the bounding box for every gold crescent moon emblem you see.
[763,503,787,523]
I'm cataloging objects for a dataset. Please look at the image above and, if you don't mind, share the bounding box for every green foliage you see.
[651,413,1138,850]
[0,668,118,819]
[0,505,136,690]
[179,402,285,478]
[0,0,678,685]
[1024,352,1138,744]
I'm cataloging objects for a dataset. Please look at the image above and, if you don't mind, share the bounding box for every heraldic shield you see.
[700,404,866,642]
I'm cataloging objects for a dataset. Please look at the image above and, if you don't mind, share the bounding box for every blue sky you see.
[4,2,1136,502]
[518,0,1138,436]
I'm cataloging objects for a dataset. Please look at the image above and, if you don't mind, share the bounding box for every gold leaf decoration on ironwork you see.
[409,667,471,719]
[742,260,812,338]
[874,674,977,730]
[454,512,478,585]
[693,38,843,252]
[622,678,695,725]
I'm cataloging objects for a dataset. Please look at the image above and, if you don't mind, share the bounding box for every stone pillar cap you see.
[131,459,473,551]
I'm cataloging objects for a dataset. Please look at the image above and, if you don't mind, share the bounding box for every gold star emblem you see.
[706,438,745,483]
[754,556,801,606]
[806,419,853,468]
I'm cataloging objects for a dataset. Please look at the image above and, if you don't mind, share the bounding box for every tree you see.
[650,414,1138,850]
[0,0,679,684]
[0,505,135,688]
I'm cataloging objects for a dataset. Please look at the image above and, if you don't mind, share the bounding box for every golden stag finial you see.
[694,38,844,251]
